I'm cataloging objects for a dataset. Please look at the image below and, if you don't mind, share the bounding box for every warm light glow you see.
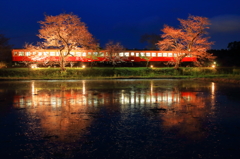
[212,64,215,68]
[150,65,153,68]
[82,65,85,68]
[30,64,38,69]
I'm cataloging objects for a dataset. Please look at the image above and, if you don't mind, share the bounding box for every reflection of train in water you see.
[11,81,213,141]
[13,82,198,109]
[12,49,197,66]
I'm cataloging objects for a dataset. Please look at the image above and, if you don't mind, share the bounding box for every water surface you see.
[0,79,240,158]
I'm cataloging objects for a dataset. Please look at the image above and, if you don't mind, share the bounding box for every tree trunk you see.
[174,60,180,69]
[60,56,66,71]
[146,61,149,67]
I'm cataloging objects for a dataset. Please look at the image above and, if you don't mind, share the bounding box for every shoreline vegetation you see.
[0,67,240,83]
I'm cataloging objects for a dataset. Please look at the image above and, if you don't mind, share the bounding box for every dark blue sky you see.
[1,0,240,49]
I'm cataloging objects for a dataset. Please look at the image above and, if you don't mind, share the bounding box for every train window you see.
[82,52,86,56]
[93,52,98,55]
[131,52,135,56]
[50,52,55,56]
[14,52,18,56]
[19,52,24,56]
[26,52,30,56]
[70,52,75,56]
[146,53,151,57]
[32,52,37,55]
[38,52,42,56]
[88,52,92,55]
[152,53,156,57]
[76,52,81,56]
[158,53,162,57]
[100,52,104,56]
[136,53,139,57]
[56,52,60,56]
[125,52,129,57]
[163,53,167,57]
[174,53,177,57]
[168,53,172,57]
[44,52,49,56]
[140,52,145,56]
[119,52,124,57]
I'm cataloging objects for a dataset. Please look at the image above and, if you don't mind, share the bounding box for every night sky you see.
[1,0,240,50]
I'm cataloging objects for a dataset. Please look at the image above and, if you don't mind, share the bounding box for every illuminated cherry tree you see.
[157,15,215,69]
[36,13,96,71]
[104,41,126,67]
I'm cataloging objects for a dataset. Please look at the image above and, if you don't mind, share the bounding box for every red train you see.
[12,49,196,66]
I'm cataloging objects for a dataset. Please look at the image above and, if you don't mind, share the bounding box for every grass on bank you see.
[0,67,240,80]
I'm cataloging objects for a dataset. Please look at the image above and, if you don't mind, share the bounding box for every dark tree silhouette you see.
[0,34,12,62]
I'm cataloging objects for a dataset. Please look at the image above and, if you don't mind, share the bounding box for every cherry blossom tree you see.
[36,13,96,71]
[104,41,126,67]
[157,15,215,69]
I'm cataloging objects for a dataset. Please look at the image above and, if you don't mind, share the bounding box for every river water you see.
[0,79,240,159]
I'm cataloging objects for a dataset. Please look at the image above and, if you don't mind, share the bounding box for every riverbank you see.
[0,67,240,83]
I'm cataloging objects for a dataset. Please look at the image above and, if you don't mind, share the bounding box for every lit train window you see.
[131,52,135,56]
[14,52,18,56]
[76,52,81,56]
[174,53,177,57]
[136,53,139,57]
[43,52,49,56]
[146,53,150,57]
[152,53,156,57]
[50,52,55,56]
[93,52,98,55]
[82,52,86,56]
[163,53,167,57]
[38,52,42,56]
[119,52,124,57]
[100,52,104,56]
[168,53,172,57]
[180,53,185,56]
[158,53,162,57]
[88,52,92,55]
[56,52,60,56]
[125,52,129,57]
[32,52,37,55]
[19,52,24,56]
[140,52,145,56]
[70,52,75,56]
[26,52,30,56]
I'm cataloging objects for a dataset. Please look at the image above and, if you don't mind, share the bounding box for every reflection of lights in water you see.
[15,84,200,111]
[211,82,215,94]
[150,81,153,94]
[14,90,198,110]
[32,81,35,94]
[82,80,86,95]
[31,81,37,107]
[211,82,215,110]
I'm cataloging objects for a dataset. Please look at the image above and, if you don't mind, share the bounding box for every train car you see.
[12,49,197,66]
